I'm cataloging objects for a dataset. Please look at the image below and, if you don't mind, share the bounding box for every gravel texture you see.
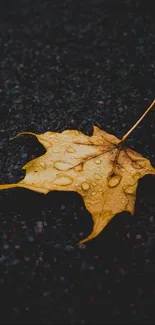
[0,0,155,324]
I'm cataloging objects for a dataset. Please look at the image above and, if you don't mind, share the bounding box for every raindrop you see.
[40,162,46,168]
[108,175,121,187]
[95,173,102,180]
[52,148,60,153]
[125,185,135,194]
[94,159,101,164]
[66,147,76,153]
[54,161,72,171]
[81,182,90,191]
[53,176,73,186]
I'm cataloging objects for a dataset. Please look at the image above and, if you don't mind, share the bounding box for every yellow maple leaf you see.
[0,100,155,244]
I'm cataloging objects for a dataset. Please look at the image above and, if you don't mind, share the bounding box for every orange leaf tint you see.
[0,126,155,244]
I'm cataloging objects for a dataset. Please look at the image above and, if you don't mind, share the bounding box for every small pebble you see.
[119,268,125,275]
[79,243,86,249]
[118,107,123,113]
[54,243,61,249]
[94,255,99,259]
[0,255,6,262]
[64,245,74,252]
[136,234,142,240]
[35,221,43,233]
[43,292,51,297]
[129,304,135,308]
[15,245,20,250]
[105,269,109,274]
[89,296,95,303]
[21,153,27,159]
[14,165,19,170]
[89,265,95,271]
[28,235,34,242]
[4,244,9,249]
[81,261,88,270]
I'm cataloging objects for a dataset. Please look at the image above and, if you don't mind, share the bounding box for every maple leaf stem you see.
[10,132,37,141]
[120,99,155,143]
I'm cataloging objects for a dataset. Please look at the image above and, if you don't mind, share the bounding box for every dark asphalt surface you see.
[0,0,155,324]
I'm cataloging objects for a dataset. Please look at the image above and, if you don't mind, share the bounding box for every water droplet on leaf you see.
[66,147,76,153]
[125,185,136,194]
[52,148,60,153]
[54,161,72,171]
[81,182,90,191]
[40,162,46,168]
[108,175,121,187]
[53,176,73,186]
[95,173,102,180]
[94,159,101,164]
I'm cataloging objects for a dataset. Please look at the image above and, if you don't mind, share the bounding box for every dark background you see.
[0,0,155,324]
